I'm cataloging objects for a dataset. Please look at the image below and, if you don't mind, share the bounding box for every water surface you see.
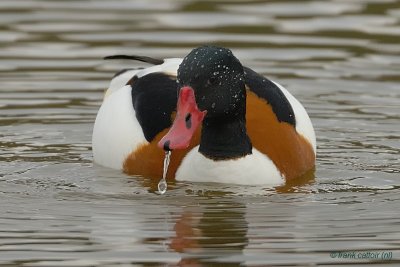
[1,0,399,266]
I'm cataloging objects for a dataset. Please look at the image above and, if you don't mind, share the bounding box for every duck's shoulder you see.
[244,67,316,152]
[93,58,183,170]
[244,66,295,126]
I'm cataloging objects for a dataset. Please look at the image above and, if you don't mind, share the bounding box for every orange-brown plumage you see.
[246,91,315,180]
[123,127,201,179]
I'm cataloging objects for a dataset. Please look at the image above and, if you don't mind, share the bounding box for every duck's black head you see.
[177,46,246,118]
[158,46,247,151]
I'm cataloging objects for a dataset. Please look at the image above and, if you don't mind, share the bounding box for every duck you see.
[92,45,316,185]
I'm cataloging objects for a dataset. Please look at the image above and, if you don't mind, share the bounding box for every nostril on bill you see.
[185,113,192,129]
[163,140,171,151]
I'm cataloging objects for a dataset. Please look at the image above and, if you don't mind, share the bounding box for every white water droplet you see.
[157,151,171,194]
[158,179,167,194]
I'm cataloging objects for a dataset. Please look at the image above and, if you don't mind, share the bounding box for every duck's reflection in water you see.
[170,200,248,266]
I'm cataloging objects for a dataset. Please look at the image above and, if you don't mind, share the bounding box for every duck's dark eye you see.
[208,76,217,85]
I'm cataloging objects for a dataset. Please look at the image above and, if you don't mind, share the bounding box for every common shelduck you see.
[92,46,316,185]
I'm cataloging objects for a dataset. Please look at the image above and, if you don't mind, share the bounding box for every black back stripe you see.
[244,67,296,126]
[129,72,178,142]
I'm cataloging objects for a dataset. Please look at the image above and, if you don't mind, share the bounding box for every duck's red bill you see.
[158,86,206,150]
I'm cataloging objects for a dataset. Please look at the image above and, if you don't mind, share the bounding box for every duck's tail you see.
[104,55,164,65]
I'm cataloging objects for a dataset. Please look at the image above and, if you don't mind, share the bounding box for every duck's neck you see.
[199,113,252,160]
